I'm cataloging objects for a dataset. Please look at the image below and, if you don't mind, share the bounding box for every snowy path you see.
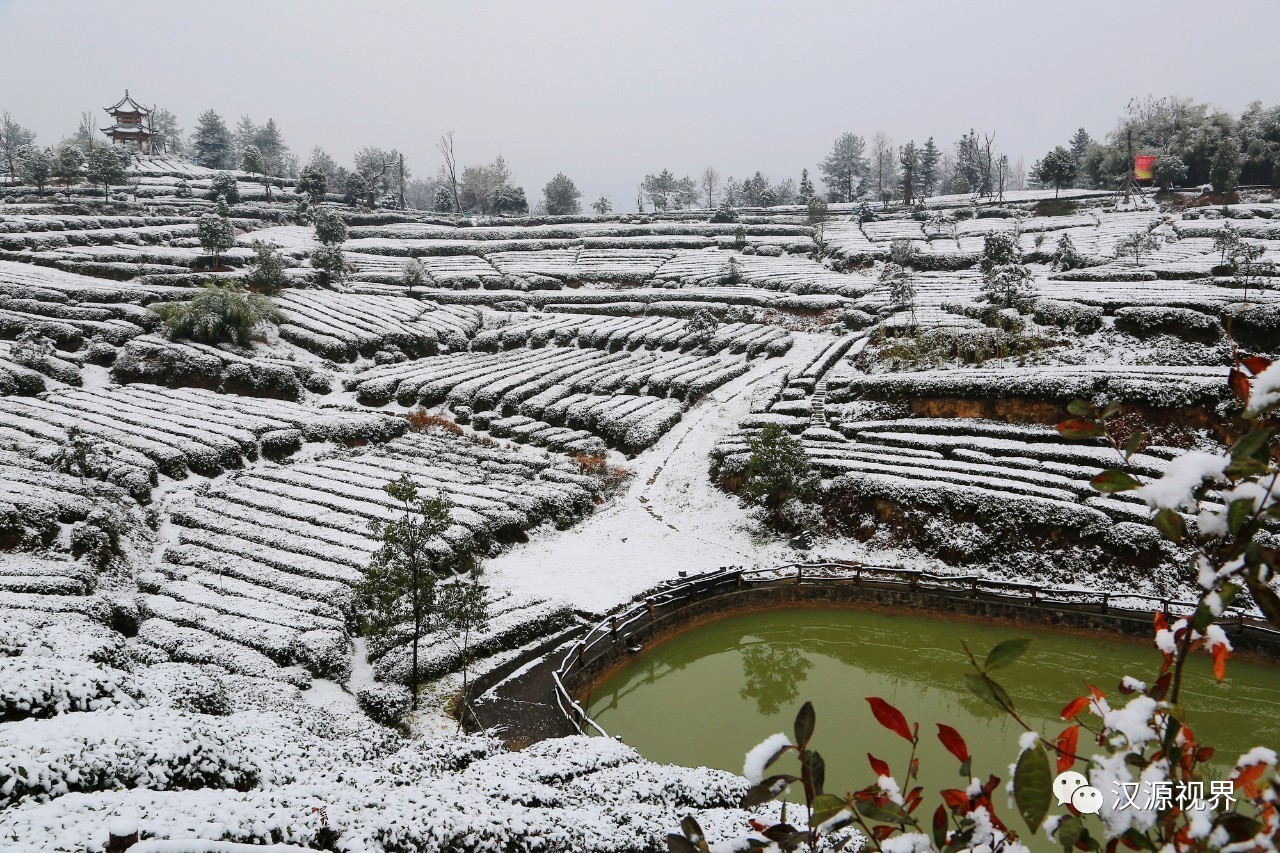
[483,334,829,614]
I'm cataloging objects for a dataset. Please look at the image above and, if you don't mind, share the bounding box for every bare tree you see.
[995,154,1011,202]
[871,132,896,205]
[635,184,644,213]
[436,131,462,215]
[700,166,720,209]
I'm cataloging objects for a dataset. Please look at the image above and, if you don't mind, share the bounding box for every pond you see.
[584,606,1280,845]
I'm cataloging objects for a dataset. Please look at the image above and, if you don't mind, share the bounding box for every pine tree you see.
[295,165,327,205]
[1068,127,1093,162]
[797,168,814,203]
[818,133,868,202]
[232,115,257,165]
[899,141,919,206]
[241,145,272,200]
[191,110,233,169]
[918,137,941,199]
[149,108,184,155]
[743,424,819,525]
[360,474,453,708]
[252,118,287,174]
[542,172,581,215]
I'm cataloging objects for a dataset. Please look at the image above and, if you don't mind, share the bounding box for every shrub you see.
[244,240,289,294]
[151,283,283,347]
[572,453,628,490]
[196,212,235,268]
[1051,233,1083,270]
[207,172,240,204]
[1031,298,1103,334]
[310,244,349,286]
[888,237,920,268]
[743,424,818,526]
[314,208,348,246]
[1115,306,1222,343]
[356,683,413,728]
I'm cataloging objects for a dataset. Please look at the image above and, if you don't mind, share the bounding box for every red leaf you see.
[866,697,913,741]
[868,753,891,778]
[940,789,971,811]
[981,775,1001,797]
[1242,356,1272,376]
[1056,418,1105,440]
[1230,368,1251,402]
[936,724,970,762]
[1213,644,1230,683]
[1060,696,1089,720]
[1056,725,1080,773]
[1234,764,1267,798]
[748,819,769,832]
[872,825,894,842]
[1088,685,1107,701]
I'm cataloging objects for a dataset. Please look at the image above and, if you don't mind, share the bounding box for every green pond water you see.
[585,607,1280,840]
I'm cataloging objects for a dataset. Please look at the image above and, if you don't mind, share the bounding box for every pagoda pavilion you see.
[100,91,155,151]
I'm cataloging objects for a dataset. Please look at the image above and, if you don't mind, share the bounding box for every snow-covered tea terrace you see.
[0,153,1278,851]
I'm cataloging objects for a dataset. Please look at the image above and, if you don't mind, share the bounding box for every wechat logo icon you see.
[1053,770,1104,815]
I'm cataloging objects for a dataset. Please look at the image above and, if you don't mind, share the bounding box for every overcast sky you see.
[1,0,1278,208]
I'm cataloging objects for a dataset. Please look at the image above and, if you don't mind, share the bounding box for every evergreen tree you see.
[1152,154,1188,191]
[52,143,84,192]
[1068,127,1093,162]
[898,141,919,206]
[743,424,819,524]
[196,211,236,268]
[492,184,527,215]
[240,145,272,200]
[360,474,453,708]
[918,137,941,199]
[433,185,454,213]
[295,165,327,205]
[252,118,287,174]
[955,129,984,195]
[1210,135,1242,197]
[590,194,612,215]
[83,145,130,199]
[207,172,240,205]
[245,241,289,294]
[400,258,426,295]
[797,168,815,203]
[818,132,868,202]
[542,172,582,215]
[191,110,233,169]
[232,115,257,165]
[1033,146,1079,197]
[149,108,184,155]
[642,169,677,210]
[16,145,52,196]
[979,232,1032,307]
[313,208,348,245]
[0,112,36,180]
[305,147,343,186]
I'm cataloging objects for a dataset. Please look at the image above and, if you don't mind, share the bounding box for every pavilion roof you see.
[104,90,152,115]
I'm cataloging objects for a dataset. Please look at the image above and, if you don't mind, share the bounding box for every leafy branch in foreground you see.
[672,359,1280,852]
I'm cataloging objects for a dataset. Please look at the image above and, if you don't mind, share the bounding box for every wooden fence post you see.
[609,616,618,643]
[647,598,655,621]
[106,818,138,853]
[970,578,978,599]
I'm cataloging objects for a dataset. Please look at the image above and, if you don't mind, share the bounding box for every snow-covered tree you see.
[83,145,130,199]
[295,165,327,205]
[1210,135,1242,197]
[542,172,581,215]
[0,112,36,180]
[360,474,454,708]
[1152,154,1188,191]
[191,110,233,169]
[245,240,289,295]
[898,141,919,206]
[743,423,819,528]
[797,168,814,203]
[197,211,236,268]
[16,145,52,196]
[818,131,868,202]
[590,194,612,216]
[1068,127,1093,162]
[1051,233,1083,271]
[433,185,454,213]
[979,232,1032,307]
[252,118,288,175]
[1033,146,1079,198]
[400,258,426,295]
[148,108,184,155]
[1116,231,1160,267]
[701,166,720,208]
[918,137,941,199]
[314,208,347,246]
[207,172,240,205]
[240,144,272,200]
[493,184,532,217]
[231,115,257,166]
[152,283,281,347]
[51,143,84,192]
